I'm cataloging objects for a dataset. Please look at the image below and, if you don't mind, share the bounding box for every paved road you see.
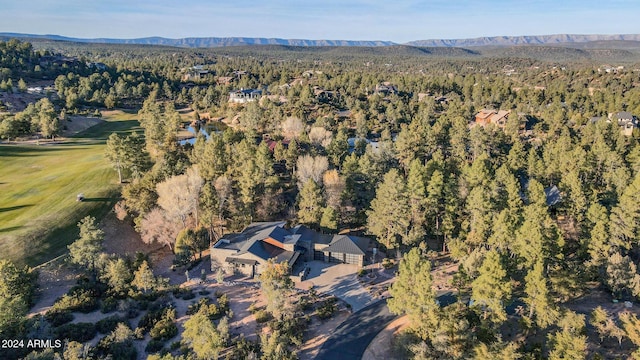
[316,292,457,360]
[316,300,395,360]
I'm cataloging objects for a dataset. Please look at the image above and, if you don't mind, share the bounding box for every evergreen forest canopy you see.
[3,37,640,358]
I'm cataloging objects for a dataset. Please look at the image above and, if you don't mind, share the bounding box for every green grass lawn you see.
[0,110,140,266]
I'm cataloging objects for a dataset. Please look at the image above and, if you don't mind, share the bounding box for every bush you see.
[96,315,127,334]
[186,297,211,316]
[45,310,74,327]
[254,310,272,323]
[382,258,395,270]
[182,291,196,300]
[137,309,165,334]
[149,315,177,341]
[186,296,229,320]
[145,339,164,353]
[101,297,118,313]
[55,322,97,342]
[52,288,99,313]
[317,297,338,320]
[139,307,176,339]
[299,297,313,311]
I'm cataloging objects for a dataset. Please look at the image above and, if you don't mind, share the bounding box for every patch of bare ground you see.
[100,212,177,280]
[431,255,458,292]
[362,315,410,360]
[0,88,49,112]
[30,257,79,316]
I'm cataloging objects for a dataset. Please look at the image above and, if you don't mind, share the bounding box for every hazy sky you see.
[1,0,638,43]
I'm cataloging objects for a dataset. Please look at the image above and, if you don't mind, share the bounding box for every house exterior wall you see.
[323,251,364,267]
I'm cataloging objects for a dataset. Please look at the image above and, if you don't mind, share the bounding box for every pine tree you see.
[606,252,640,298]
[297,179,325,226]
[405,159,428,246]
[68,216,104,274]
[514,179,563,269]
[182,308,228,360]
[100,258,132,297]
[471,250,512,323]
[259,260,294,320]
[388,248,438,340]
[560,170,588,224]
[131,261,157,294]
[547,311,587,360]
[320,207,338,233]
[620,311,640,358]
[327,126,349,168]
[425,168,445,237]
[609,173,640,251]
[585,203,611,273]
[194,133,228,182]
[523,260,558,328]
[366,168,410,256]
[591,306,625,345]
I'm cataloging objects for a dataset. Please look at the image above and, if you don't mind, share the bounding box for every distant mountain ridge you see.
[407,34,640,47]
[1,32,640,48]
[0,33,395,47]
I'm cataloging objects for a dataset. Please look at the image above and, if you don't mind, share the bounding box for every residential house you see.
[211,222,371,277]
[217,76,234,85]
[313,87,336,102]
[229,88,262,103]
[375,82,398,96]
[475,109,510,128]
[610,111,637,136]
[591,112,638,136]
[87,62,108,71]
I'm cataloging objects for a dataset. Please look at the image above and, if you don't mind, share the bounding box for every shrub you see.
[52,288,99,313]
[96,315,127,334]
[55,322,97,342]
[149,312,178,341]
[137,309,165,334]
[182,291,196,300]
[254,310,272,323]
[145,339,164,353]
[101,297,118,313]
[186,297,211,316]
[185,296,229,320]
[357,268,367,277]
[317,297,338,320]
[45,310,74,327]
[382,258,395,270]
[299,297,313,311]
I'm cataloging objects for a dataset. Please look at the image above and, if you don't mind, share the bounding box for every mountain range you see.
[1,32,640,48]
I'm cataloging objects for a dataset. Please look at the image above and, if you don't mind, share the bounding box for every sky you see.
[1,0,639,43]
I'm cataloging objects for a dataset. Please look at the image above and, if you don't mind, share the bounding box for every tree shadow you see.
[0,204,33,213]
[0,226,22,233]
[81,197,116,202]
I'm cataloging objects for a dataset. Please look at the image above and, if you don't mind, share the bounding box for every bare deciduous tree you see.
[281,116,304,139]
[139,207,181,251]
[308,126,333,147]
[296,155,328,188]
[323,169,345,209]
[156,167,204,226]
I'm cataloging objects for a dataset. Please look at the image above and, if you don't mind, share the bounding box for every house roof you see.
[225,257,258,265]
[324,235,370,256]
[214,221,309,266]
[613,111,634,120]
[544,185,562,207]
